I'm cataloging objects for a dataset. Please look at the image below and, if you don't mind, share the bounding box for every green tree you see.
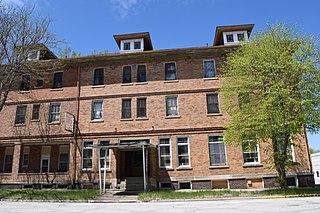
[58,47,81,58]
[221,23,320,189]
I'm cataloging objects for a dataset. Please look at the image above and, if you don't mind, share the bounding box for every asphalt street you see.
[1,197,320,213]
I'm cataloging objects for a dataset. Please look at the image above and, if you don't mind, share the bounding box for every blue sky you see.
[3,0,319,149]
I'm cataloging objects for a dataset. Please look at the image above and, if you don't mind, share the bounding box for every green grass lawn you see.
[138,188,320,201]
[0,189,99,200]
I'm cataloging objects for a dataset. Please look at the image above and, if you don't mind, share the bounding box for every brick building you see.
[0,24,314,190]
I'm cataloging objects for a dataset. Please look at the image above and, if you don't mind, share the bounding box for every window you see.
[22,146,30,167]
[158,138,172,168]
[122,99,132,119]
[123,42,130,50]
[209,135,226,166]
[3,147,13,173]
[226,34,234,42]
[204,60,216,78]
[27,50,40,60]
[242,140,260,164]
[31,104,40,120]
[48,103,61,123]
[207,94,220,114]
[177,137,190,167]
[122,66,132,83]
[134,41,141,49]
[91,101,103,120]
[40,146,51,173]
[166,96,178,116]
[99,141,110,170]
[52,72,63,89]
[237,33,245,41]
[20,75,30,91]
[15,106,27,124]
[137,65,147,82]
[165,62,176,80]
[93,68,104,85]
[137,98,147,118]
[58,145,69,172]
[82,141,93,170]
[35,78,44,87]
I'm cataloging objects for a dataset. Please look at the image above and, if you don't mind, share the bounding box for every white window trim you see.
[223,31,249,45]
[203,59,217,79]
[164,61,177,81]
[40,156,50,173]
[242,141,261,165]
[288,144,296,162]
[22,146,30,168]
[27,50,40,61]
[165,96,179,117]
[208,134,227,167]
[58,145,69,171]
[120,38,144,53]
[99,140,111,170]
[176,136,191,168]
[48,103,61,123]
[82,141,94,171]
[206,93,221,114]
[158,137,172,169]
[91,100,104,121]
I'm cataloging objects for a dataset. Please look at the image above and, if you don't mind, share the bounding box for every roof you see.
[214,24,254,46]
[113,32,153,51]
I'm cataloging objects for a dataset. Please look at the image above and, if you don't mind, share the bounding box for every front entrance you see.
[124,150,143,177]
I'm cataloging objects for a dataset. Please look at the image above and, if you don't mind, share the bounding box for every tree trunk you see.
[272,135,289,189]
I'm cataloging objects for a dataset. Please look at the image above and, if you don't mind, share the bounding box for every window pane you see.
[178,156,189,166]
[207,94,220,114]
[134,41,141,49]
[226,34,234,42]
[165,63,176,80]
[92,101,103,120]
[122,66,132,83]
[20,75,30,91]
[237,33,244,41]
[166,96,178,116]
[242,141,259,163]
[204,60,216,78]
[53,72,63,88]
[137,65,147,82]
[177,137,189,167]
[15,106,27,124]
[93,68,104,85]
[124,42,130,50]
[209,137,226,166]
[32,104,40,120]
[122,99,131,118]
[137,98,147,118]
[49,104,60,123]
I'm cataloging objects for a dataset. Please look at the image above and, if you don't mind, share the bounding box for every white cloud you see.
[110,0,144,19]
[1,0,25,6]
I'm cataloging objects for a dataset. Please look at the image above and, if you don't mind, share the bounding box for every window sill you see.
[159,167,174,171]
[203,77,218,81]
[207,113,222,116]
[120,118,133,121]
[164,80,179,83]
[135,82,148,85]
[136,117,148,121]
[18,91,30,94]
[90,119,104,123]
[81,169,94,173]
[50,88,63,91]
[209,165,229,169]
[34,86,44,89]
[165,115,180,119]
[48,122,60,125]
[31,119,40,122]
[0,173,12,176]
[91,85,105,88]
[100,169,111,172]
[14,124,26,127]
[243,163,263,168]
[176,167,192,170]
[121,83,134,86]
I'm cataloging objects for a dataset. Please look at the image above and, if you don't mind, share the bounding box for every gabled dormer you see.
[113,32,153,53]
[25,44,58,60]
[214,24,254,46]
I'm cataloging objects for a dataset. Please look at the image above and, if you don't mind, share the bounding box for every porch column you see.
[12,142,22,179]
[142,145,147,191]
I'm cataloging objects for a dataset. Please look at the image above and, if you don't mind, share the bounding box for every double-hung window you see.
[242,140,260,164]
[122,99,132,119]
[122,66,132,83]
[137,98,147,118]
[137,65,147,82]
[31,104,40,120]
[49,103,61,123]
[207,94,220,114]
[177,137,190,167]
[91,101,103,120]
[99,141,110,170]
[52,72,63,89]
[82,141,93,170]
[165,62,176,80]
[15,106,27,124]
[203,60,216,78]
[22,146,30,167]
[158,138,172,168]
[20,75,30,91]
[208,135,226,166]
[58,145,69,172]
[3,147,13,173]
[93,68,104,85]
[166,96,178,116]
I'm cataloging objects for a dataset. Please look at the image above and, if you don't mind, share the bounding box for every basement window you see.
[179,182,191,190]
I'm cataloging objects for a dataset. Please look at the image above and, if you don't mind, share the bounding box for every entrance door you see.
[124,151,143,177]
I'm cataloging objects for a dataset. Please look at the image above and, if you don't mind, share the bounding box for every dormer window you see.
[223,31,248,45]
[120,39,144,53]
[123,42,130,50]
[27,50,40,60]
[134,41,141,49]
[114,32,153,53]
